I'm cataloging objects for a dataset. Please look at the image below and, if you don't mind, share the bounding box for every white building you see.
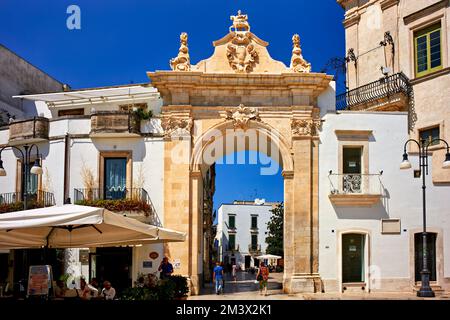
[216,199,278,270]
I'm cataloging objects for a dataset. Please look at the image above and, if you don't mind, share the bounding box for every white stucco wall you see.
[319,111,450,291]
[217,201,274,269]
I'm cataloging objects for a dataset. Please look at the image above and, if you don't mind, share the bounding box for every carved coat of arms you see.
[226,10,259,73]
[226,104,261,130]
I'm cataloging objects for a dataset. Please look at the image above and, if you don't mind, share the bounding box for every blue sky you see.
[0,0,345,211]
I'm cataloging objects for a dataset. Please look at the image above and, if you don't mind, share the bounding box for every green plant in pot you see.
[170,275,189,299]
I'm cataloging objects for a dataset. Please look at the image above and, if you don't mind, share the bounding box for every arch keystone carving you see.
[225,104,261,130]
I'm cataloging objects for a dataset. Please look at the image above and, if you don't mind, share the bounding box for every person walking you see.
[213,261,224,295]
[231,263,237,283]
[256,262,269,296]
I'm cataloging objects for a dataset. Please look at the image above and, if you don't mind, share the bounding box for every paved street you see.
[188,272,450,300]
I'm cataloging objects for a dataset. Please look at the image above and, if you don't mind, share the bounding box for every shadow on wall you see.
[333,201,389,220]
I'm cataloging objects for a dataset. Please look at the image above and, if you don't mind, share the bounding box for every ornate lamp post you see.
[400,138,450,297]
[0,144,43,210]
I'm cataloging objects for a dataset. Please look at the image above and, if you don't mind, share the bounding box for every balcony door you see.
[104,157,127,199]
[342,147,362,193]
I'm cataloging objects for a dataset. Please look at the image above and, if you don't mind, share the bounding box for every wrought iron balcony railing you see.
[74,187,160,225]
[0,190,55,213]
[328,173,383,195]
[227,244,239,252]
[336,72,411,110]
[248,244,261,253]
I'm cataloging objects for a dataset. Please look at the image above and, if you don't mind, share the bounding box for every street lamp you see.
[400,138,450,297]
[0,144,43,210]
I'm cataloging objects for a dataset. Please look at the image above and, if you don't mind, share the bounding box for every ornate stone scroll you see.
[161,116,193,137]
[290,34,311,73]
[225,104,261,130]
[169,32,191,71]
[291,118,321,136]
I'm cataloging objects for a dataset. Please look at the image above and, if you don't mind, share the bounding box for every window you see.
[251,216,258,229]
[228,234,236,250]
[419,126,440,146]
[58,108,84,116]
[119,103,148,112]
[228,215,236,229]
[251,234,258,249]
[414,23,442,77]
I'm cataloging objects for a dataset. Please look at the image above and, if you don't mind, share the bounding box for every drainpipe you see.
[63,133,71,204]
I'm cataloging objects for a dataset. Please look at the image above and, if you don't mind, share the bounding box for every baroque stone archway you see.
[147,11,333,294]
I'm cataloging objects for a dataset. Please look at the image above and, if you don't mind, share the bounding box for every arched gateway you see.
[147,11,333,294]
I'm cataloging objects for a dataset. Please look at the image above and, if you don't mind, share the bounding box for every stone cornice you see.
[343,13,360,28]
[403,0,448,25]
[380,0,399,11]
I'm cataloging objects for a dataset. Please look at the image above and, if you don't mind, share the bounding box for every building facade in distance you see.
[216,199,278,270]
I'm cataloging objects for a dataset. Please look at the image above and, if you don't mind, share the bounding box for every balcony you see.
[90,111,141,137]
[328,173,383,206]
[8,117,49,146]
[336,72,412,111]
[226,244,239,253]
[248,244,261,254]
[74,187,160,225]
[0,190,55,213]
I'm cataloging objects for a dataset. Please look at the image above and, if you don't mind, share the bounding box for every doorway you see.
[342,234,365,283]
[94,247,132,295]
[104,158,127,199]
[414,233,437,282]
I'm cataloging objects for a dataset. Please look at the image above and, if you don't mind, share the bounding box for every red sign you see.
[149,252,159,260]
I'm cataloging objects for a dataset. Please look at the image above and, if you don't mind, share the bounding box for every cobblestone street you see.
[188,272,450,300]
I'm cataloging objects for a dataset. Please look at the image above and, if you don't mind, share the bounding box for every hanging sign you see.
[27,265,53,297]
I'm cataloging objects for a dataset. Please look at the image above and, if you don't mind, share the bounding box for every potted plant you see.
[170,275,189,300]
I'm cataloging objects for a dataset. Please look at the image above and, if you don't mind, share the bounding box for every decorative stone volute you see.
[290,34,311,73]
[225,104,261,130]
[161,116,193,137]
[169,32,191,71]
[291,118,322,136]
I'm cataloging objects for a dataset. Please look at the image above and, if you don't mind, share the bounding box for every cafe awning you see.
[0,204,185,249]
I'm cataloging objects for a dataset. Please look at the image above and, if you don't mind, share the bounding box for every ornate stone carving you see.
[169,32,191,71]
[290,34,311,73]
[226,11,258,73]
[161,116,193,136]
[225,104,261,130]
[291,119,321,136]
[229,10,250,32]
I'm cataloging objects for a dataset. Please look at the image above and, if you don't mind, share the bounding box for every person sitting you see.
[101,281,116,300]
[54,280,66,298]
[77,278,91,300]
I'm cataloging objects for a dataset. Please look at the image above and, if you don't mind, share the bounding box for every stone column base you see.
[188,274,201,295]
[284,273,322,294]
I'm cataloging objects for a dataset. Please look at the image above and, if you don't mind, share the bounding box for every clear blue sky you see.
[0,0,345,211]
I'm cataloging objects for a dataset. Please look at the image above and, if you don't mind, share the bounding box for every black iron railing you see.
[336,72,412,110]
[248,244,261,253]
[0,190,55,212]
[74,187,161,225]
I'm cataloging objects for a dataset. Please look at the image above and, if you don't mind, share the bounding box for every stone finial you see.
[229,10,250,33]
[290,34,311,73]
[225,104,261,130]
[169,32,191,71]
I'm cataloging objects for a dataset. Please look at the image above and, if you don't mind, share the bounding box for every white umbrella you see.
[256,254,282,260]
[0,204,185,249]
